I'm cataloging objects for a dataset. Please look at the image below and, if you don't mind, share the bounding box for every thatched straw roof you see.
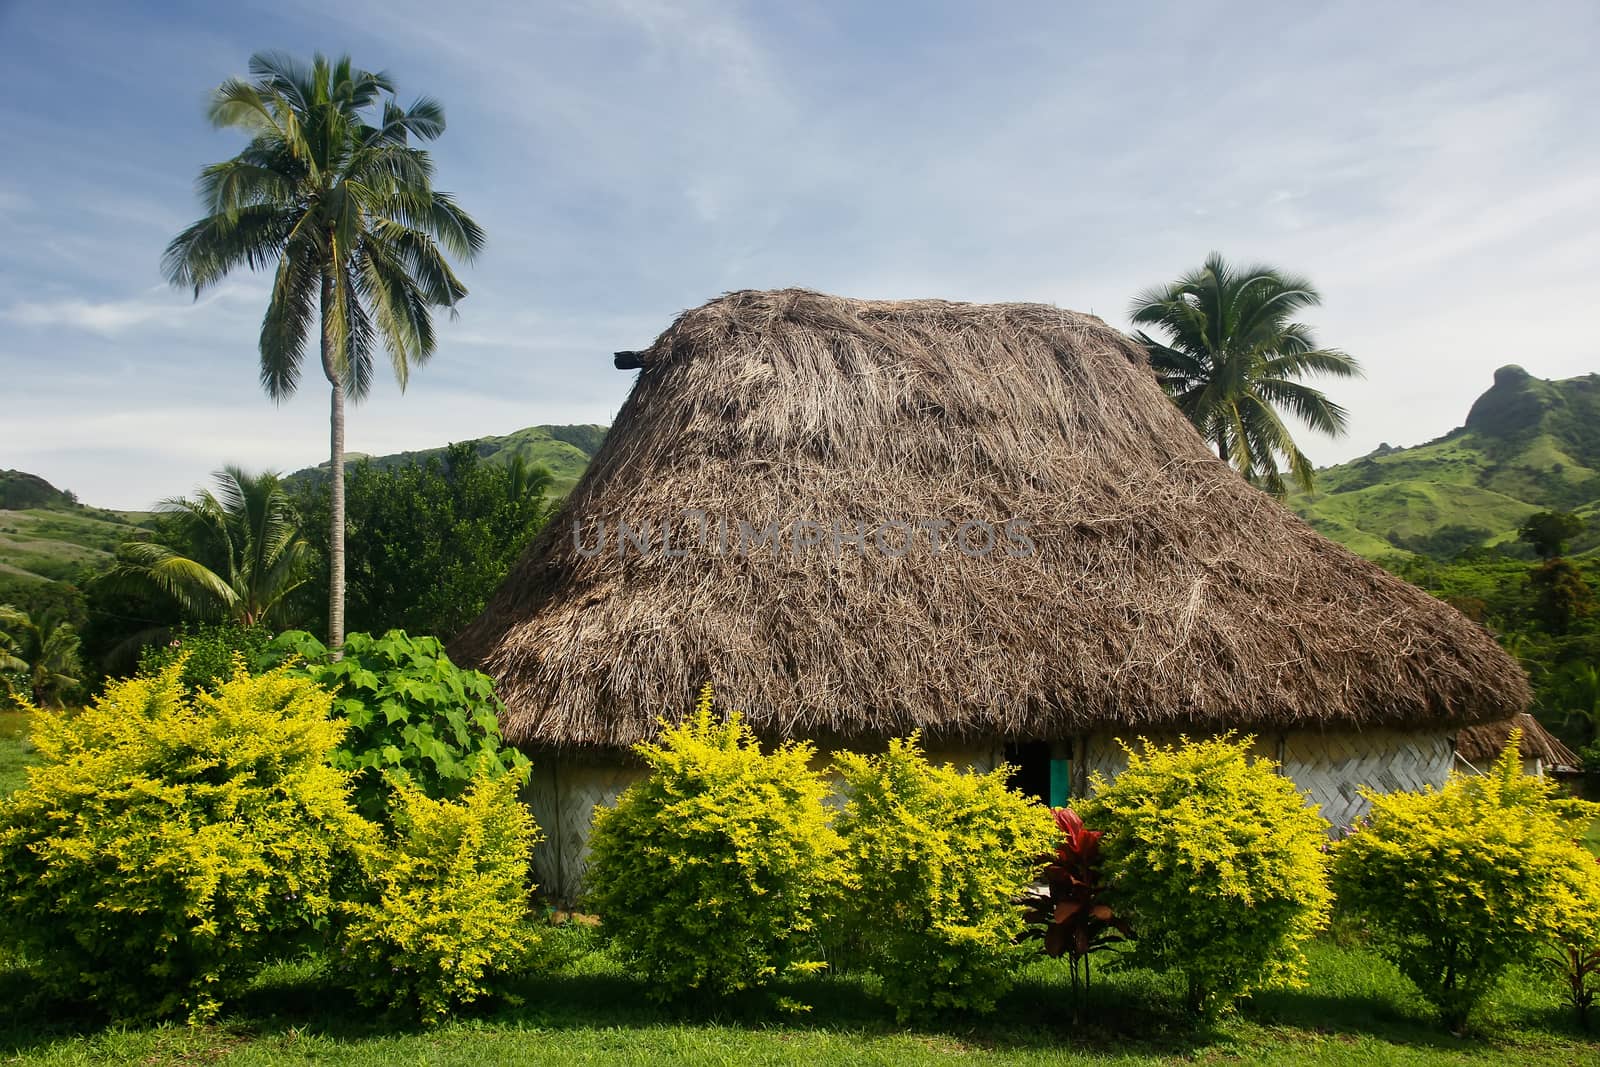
[452,289,1529,748]
[1457,713,1580,768]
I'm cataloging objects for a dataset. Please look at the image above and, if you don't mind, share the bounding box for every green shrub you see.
[136,621,274,691]
[0,662,365,1021]
[336,766,542,1021]
[1332,733,1600,1029]
[832,736,1056,1020]
[584,686,843,1000]
[260,630,528,822]
[1082,734,1332,1015]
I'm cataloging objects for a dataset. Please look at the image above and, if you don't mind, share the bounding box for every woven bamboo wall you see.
[526,759,647,903]
[1282,728,1455,829]
[1077,727,1455,832]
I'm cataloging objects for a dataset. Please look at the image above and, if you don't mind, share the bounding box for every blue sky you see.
[2,0,1597,509]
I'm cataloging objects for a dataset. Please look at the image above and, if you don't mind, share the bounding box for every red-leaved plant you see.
[1549,943,1600,1030]
[1021,807,1131,995]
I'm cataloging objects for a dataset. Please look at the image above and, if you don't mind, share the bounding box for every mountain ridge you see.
[282,423,609,497]
[1290,365,1600,560]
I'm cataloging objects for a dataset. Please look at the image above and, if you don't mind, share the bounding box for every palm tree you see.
[163,52,484,647]
[1129,253,1362,494]
[0,606,83,708]
[105,467,310,627]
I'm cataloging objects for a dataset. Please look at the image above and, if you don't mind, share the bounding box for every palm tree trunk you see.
[320,273,346,651]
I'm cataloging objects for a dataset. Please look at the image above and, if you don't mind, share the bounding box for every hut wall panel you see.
[1281,728,1454,830]
[921,743,1004,775]
[1080,728,1454,832]
[529,760,647,904]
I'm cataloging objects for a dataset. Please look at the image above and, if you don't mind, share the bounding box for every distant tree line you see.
[0,443,552,705]
[1389,509,1599,768]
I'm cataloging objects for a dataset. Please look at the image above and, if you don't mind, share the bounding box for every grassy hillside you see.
[0,427,607,587]
[286,423,607,497]
[1291,366,1600,560]
[0,472,152,584]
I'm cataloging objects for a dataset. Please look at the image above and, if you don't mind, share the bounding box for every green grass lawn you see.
[0,931,1593,1066]
[1582,815,1600,857]
[0,708,34,795]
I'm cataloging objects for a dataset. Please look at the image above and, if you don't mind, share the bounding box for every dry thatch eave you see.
[451,288,1530,749]
[1457,713,1579,768]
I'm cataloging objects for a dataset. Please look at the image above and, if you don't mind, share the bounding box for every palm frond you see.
[162,205,293,295]
[1258,347,1363,381]
[260,236,320,400]
[1256,378,1352,437]
[107,542,239,620]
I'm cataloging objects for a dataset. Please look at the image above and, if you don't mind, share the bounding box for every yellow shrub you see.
[1331,732,1600,1029]
[0,661,366,1021]
[336,767,542,1021]
[832,736,1057,1020]
[1082,735,1332,1015]
[585,686,844,1000]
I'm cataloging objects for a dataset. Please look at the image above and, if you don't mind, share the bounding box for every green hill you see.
[0,471,153,584]
[285,423,607,497]
[1291,365,1600,560]
[0,426,608,587]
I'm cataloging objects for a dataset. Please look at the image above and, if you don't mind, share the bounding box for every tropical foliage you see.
[0,604,82,707]
[1020,807,1131,994]
[831,737,1056,1020]
[163,51,483,647]
[258,629,528,823]
[1130,252,1361,493]
[135,622,276,693]
[1082,735,1333,1015]
[1387,553,1600,764]
[292,444,554,640]
[103,466,309,627]
[1331,734,1600,1029]
[585,686,844,1001]
[1521,510,1587,560]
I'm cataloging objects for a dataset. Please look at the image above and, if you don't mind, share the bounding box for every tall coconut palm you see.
[106,467,310,627]
[1129,253,1361,494]
[163,52,484,647]
[0,606,82,708]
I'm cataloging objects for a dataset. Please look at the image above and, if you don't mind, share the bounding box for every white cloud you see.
[4,282,267,336]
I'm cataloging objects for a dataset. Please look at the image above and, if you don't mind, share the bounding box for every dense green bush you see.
[336,767,542,1021]
[0,662,365,1021]
[832,736,1056,1020]
[1332,734,1600,1029]
[136,621,274,691]
[292,443,554,640]
[260,629,528,822]
[1082,735,1332,1015]
[585,686,843,1000]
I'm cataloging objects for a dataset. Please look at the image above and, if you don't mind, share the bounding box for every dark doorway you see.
[1005,741,1052,804]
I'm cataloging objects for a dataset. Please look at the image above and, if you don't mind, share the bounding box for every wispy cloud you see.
[3,283,266,336]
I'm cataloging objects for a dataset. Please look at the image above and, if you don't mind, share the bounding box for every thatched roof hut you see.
[455,288,1524,742]
[1457,713,1580,775]
[451,288,1529,897]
